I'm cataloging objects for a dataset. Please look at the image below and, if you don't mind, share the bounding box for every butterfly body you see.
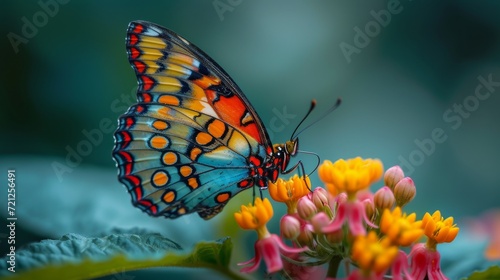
[113,21,297,220]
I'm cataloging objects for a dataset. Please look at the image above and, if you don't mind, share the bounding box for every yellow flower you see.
[421,210,459,249]
[318,157,383,197]
[351,231,399,274]
[234,198,273,239]
[380,207,424,246]
[268,175,310,213]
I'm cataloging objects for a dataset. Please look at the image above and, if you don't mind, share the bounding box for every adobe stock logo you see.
[212,0,242,21]
[266,106,297,140]
[398,73,499,175]
[6,0,70,54]
[51,89,137,182]
[339,0,413,64]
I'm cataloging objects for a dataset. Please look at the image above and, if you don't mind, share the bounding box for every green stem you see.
[326,255,343,278]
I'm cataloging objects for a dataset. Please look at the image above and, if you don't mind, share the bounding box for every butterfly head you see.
[273,138,298,172]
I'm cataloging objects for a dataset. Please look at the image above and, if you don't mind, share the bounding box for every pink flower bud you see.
[280,214,301,240]
[330,192,348,210]
[311,187,329,209]
[356,190,373,202]
[311,212,331,233]
[363,198,375,220]
[374,186,395,210]
[394,177,416,207]
[297,224,314,248]
[384,165,404,191]
[297,197,317,220]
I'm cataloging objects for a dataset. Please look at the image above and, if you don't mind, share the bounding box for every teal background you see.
[1,0,500,279]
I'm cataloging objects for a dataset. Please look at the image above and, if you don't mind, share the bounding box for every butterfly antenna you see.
[297,150,321,177]
[290,100,317,140]
[293,98,342,139]
[298,150,322,177]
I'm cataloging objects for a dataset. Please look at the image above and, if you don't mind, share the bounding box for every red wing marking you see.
[125,117,135,128]
[133,61,146,73]
[140,92,152,102]
[129,34,139,45]
[130,47,140,59]
[205,90,262,143]
[133,24,144,34]
[140,76,154,90]
[249,156,262,166]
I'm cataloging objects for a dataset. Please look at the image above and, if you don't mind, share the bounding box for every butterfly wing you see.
[113,21,272,219]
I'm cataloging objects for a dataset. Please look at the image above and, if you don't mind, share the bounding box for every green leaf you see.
[0,229,244,280]
[464,265,500,280]
[0,157,217,245]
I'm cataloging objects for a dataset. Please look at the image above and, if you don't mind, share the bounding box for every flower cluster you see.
[234,157,460,279]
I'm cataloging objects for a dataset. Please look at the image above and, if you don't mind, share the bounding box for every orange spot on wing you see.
[196,132,213,145]
[190,147,202,161]
[207,119,226,138]
[153,171,169,187]
[187,177,199,189]
[178,207,186,215]
[158,95,180,106]
[152,120,169,130]
[163,190,176,203]
[162,152,178,165]
[180,165,193,177]
[216,192,230,203]
[150,136,169,149]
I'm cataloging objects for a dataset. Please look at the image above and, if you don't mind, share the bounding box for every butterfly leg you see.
[282,160,312,191]
[251,183,265,204]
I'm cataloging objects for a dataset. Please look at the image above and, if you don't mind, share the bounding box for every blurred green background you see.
[1,0,500,279]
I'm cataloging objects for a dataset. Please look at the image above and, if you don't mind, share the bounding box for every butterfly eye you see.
[286,139,299,155]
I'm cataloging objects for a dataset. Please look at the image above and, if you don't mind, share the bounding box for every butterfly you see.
[113,21,328,220]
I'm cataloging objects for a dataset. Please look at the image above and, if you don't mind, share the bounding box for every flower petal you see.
[391,250,411,280]
[444,226,459,243]
[238,243,262,273]
[274,234,309,254]
[237,257,257,266]
[258,235,284,273]
[347,202,367,236]
[409,243,428,280]
[323,201,347,233]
